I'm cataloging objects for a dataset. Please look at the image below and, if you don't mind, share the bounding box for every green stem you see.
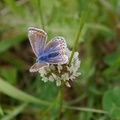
[68,13,85,66]
[38,0,45,30]
[68,0,94,66]
[64,106,109,114]
[57,81,64,120]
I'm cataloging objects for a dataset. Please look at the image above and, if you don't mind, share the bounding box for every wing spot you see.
[35,31,45,38]
[61,55,65,61]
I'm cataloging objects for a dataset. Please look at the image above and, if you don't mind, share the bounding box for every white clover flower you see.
[65,82,71,87]
[39,68,47,76]
[41,76,48,82]
[38,49,81,87]
[61,73,69,81]
[50,64,55,71]
[48,75,54,82]
[52,73,57,79]
[56,79,61,86]
[57,64,62,73]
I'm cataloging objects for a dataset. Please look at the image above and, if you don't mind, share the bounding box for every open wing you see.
[46,54,68,64]
[44,36,68,64]
[28,27,47,57]
[44,36,67,55]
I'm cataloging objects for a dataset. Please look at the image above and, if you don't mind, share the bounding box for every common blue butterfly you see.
[28,27,68,72]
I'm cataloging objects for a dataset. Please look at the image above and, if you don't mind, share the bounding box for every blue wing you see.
[28,27,47,57]
[46,54,68,64]
[44,36,66,54]
[44,36,68,64]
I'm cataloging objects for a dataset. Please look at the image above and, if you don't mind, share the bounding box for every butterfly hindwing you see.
[46,54,68,64]
[29,62,48,72]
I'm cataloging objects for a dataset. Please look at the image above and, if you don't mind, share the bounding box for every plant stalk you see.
[68,0,94,66]
[38,0,45,30]
[57,81,64,120]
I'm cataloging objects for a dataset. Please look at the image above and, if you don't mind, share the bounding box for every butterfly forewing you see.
[28,27,47,57]
[44,36,66,55]
[44,36,68,64]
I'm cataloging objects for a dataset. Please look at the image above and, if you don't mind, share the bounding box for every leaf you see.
[114,86,120,97]
[103,90,120,111]
[111,107,120,120]
[102,44,120,81]
[1,103,27,120]
[34,75,58,102]
[103,52,120,66]
[0,33,27,53]
[0,105,4,116]
[0,77,50,106]
[102,90,120,119]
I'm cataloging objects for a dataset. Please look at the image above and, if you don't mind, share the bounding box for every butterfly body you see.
[28,27,68,72]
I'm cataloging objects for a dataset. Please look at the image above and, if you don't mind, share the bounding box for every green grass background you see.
[0,0,120,119]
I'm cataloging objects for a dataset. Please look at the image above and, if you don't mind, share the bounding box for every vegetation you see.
[0,0,120,119]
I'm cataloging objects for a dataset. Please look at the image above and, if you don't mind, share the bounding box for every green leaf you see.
[103,90,120,111]
[0,77,50,106]
[34,75,58,102]
[1,103,27,120]
[102,90,120,118]
[114,86,120,97]
[0,105,4,116]
[103,44,120,80]
[0,33,27,53]
[103,52,120,66]
[111,107,120,120]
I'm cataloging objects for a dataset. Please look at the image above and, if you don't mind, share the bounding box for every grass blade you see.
[0,105,4,116]
[0,77,50,106]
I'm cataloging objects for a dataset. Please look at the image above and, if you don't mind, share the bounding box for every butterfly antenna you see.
[27,55,36,60]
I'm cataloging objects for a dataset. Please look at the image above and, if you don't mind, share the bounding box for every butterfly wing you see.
[44,36,68,64]
[46,54,68,64]
[44,36,67,54]
[28,27,47,57]
[30,62,48,72]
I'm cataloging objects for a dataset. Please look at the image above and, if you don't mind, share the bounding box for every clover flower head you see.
[39,49,81,87]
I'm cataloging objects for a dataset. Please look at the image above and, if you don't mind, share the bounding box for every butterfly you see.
[28,27,68,72]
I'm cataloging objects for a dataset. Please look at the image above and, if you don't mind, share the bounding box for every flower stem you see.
[64,106,108,114]
[57,81,64,120]
[68,0,94,66]
[38,0,45,30]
